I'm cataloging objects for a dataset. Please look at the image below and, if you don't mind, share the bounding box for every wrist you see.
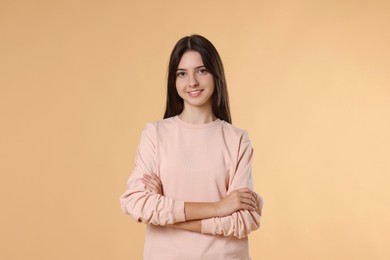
[185,202,221,220]
[213,201,222,217]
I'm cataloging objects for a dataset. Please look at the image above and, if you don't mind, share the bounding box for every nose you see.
[187,72,199,88]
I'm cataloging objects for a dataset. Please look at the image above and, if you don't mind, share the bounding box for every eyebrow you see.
[176,65,206,71]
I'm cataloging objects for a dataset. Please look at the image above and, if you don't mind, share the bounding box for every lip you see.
[187,89,204,97]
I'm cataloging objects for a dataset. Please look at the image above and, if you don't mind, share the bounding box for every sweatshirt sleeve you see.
[201,132,263,239]
[120,123,186,225]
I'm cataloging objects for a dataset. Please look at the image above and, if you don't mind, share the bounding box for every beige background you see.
[1,0,389,259]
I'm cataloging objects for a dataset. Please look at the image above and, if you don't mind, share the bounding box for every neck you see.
[179,106,217,124]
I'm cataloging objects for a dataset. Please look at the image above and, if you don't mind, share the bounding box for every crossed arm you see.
[120,123,263,238]
[142,173,262,233]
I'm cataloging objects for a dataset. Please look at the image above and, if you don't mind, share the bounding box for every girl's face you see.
[175,51,215,111]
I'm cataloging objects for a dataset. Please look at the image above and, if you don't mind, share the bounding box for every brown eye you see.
[198,68,208,74]
[176,71,186,77]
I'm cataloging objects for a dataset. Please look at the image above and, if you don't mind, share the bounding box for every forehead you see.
[177,51,204,69]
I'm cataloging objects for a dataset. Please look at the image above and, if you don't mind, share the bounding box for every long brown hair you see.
[163,35,232,123]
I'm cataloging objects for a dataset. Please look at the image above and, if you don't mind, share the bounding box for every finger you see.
[146,183,159,194]
[147,174,163,194]
[241,203,257,212]
[143,174,152,181]
[239,192,255,199]
[151,173,161,180]
[142,178,159,193]
[143,173,158,179]
[141,178,151,186]
[153,174,162,186]
[148,182,160,193]
[142,177,154,187]
[241,198,257,208]
[151,172,160,180]
[143,176,161,193]
[239,193,257,205]
[144,174,159,187]
[144,183,152,192]
[237,188,256,198]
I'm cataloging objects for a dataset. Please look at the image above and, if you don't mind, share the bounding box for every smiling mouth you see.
[187,89,204,97]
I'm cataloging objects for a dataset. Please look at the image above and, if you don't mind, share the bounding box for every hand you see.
[215,188,258,217]
[142,173,163,194]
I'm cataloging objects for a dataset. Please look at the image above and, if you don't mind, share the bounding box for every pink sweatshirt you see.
[120,116,261,260]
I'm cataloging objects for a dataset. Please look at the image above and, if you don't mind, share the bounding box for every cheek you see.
[175,80,185,97]
[175,79,184,90]
[175,84,180,95]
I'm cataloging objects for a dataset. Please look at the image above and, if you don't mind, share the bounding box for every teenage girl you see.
[120,34,263,260]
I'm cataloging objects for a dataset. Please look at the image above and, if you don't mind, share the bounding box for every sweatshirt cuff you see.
[173,200,186,222]
[201,218,215,234]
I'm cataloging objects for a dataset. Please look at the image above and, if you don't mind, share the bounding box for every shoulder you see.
[142,116,177,134]
[220,120,251,143]
[146,116,177,130]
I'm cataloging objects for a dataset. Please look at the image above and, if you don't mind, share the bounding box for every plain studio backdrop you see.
[1,0,389,259]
